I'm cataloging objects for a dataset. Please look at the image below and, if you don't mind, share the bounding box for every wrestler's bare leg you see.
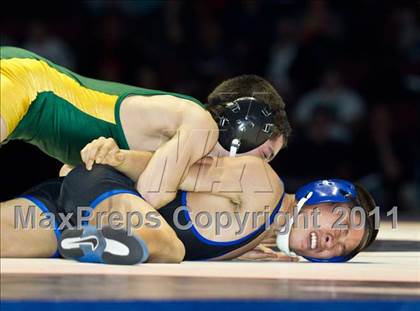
[88,193,185,263]
[0,198,57,257]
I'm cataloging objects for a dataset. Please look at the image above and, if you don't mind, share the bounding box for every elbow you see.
[138,189,177,210]
[156,192,177,209]
[204,116,219,152]
[189,112,219,155]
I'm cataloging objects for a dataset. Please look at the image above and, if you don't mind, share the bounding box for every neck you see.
[207,142,230,158]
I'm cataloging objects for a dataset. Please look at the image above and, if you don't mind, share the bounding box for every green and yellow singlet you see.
[0,46,203,166]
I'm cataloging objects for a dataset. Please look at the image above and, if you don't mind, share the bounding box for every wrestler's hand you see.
[259,230,277,247]
[59,164,74,177]
[237,244,299,262]
[81,137,125,170]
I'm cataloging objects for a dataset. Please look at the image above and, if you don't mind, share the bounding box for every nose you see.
[322,233,335,249]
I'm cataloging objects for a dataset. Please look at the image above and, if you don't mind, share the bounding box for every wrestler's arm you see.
[110,151,276,206]
[137,110,219,209]
[179,155,282,207]
[80,138,276,206]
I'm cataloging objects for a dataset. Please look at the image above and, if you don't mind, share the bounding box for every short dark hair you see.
[206,75,292,145]
[347,184,379,258]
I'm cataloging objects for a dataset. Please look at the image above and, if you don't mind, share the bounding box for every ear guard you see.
[216,97,275,156]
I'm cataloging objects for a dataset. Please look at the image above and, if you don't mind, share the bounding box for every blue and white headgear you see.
[276,179,375,263]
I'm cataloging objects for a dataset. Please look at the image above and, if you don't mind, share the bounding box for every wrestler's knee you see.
[0,205,16,256]
[161,226,185,262]
[151,226,185,263]
[0,227,56,258]
[1,200,57,257]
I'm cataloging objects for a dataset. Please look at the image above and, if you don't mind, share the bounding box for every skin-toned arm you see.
[136,112,219,209]
[81,138,240,203]
[81,138,280,207]
[181,156,280,208]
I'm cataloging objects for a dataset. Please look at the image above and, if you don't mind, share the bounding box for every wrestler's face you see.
[213,135,284,162]
[289,203,365,259]
[244,135,284,162]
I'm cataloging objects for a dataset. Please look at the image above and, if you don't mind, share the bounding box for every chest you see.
[186,193,272,243]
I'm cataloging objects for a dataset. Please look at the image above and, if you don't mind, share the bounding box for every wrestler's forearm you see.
[112,150,219,194]
[114,150,153,181]
[112,148,241,205]
[137,123,218,209]
[111,148,202,185]
[115,151,221,190]
[178,156,252,205]
[112,150,274,209]
[179,155,282,208]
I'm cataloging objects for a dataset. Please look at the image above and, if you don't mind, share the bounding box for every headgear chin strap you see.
[276,191,313,257]
[216,97,275,156]
[276,179,366,263]
[229,138,241,157]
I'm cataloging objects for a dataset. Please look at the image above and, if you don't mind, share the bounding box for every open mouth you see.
[310,231,318,250]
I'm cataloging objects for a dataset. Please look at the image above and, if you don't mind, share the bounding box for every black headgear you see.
[216,97,275,156]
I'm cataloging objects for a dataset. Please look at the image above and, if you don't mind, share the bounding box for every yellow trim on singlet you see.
[0,58,118,133]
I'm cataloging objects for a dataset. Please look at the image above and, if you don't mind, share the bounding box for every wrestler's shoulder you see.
[123,94,216,125]
[123,93,202,107]
[241,156,284,202]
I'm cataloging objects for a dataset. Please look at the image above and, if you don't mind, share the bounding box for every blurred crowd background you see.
[1,1,419,214]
